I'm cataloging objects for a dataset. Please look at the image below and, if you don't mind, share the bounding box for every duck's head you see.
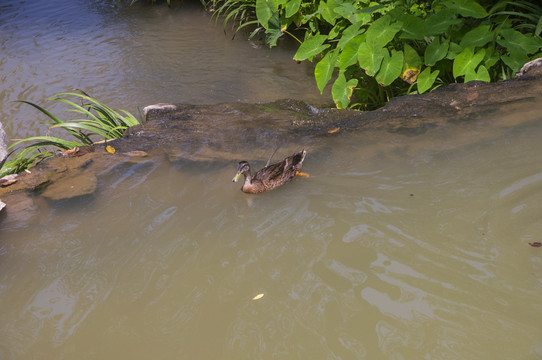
[232,161,250,182]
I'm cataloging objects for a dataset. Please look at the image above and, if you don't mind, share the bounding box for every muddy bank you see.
[1,71,542,215]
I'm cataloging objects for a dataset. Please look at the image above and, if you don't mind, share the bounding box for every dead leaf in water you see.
[106,145,116,154]
[124,150,148,157]
[59,147,80,156]
[0,174,18,187]
[328,127,340,134]
[529,242,542,247]
[252,293,264,300]
[58,146,94,157]
[296,171,310,178]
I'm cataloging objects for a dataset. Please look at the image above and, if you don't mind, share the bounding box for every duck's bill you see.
[232,172,242,182]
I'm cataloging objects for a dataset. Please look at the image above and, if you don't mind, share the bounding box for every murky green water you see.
[0,0,326,140]
[1,1,542,359]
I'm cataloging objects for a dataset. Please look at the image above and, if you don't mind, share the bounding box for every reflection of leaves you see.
[529,242,542,247]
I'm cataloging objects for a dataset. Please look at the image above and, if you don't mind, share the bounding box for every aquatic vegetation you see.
[205,0,542,109]
[0,91,140,178]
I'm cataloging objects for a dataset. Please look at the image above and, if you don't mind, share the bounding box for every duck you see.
[232,149,307,194]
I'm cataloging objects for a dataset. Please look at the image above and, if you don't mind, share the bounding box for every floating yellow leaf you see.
[106,145,116,154]
[252,293,264,300]
[296,171,310,178]
[327,127,340,134]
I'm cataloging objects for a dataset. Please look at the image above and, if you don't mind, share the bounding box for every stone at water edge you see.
[40,171,98,201]
[0,121,7,169]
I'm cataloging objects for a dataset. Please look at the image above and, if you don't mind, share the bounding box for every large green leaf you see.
[464,64,490,82]
[501,50,529,73]
[460,25,493,48]
[446,42,463,60]
[264,10,282,47]
[444,0,488,19]
[453,47,485,78]
[365,15,401,49]
[315,50,338,93]
[483,47,500,68]
[319,0,343,25]
[285,0,301,18]
[399,14,426,40]
[256,0,277,29]
[339,36,363,70]
[332,73,358,109]
[334,3,379,24]
[417,68,440,93]
[425,9,461,35]
[376,50,404,86]
[338,22,363,49]
[498,29,542,54]
[425,37,449,66]
[402,44,422,73]
[293,35,330,61]
[358,41,385,76]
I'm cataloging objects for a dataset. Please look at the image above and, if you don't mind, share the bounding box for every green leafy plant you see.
[0,91,140,178]
[207,0,542,109]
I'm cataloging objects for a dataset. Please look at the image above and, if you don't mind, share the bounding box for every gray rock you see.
[516,58,542,78]
[0,121,7,169]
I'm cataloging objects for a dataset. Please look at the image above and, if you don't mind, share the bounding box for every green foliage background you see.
[207,0,542,109]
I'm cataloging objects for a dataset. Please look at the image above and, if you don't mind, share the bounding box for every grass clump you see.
[0,91,140,178]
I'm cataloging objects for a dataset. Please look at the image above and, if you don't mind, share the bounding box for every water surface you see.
[0,0,326,139]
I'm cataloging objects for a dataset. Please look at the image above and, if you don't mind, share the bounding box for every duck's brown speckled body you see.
[232,150,306,194]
